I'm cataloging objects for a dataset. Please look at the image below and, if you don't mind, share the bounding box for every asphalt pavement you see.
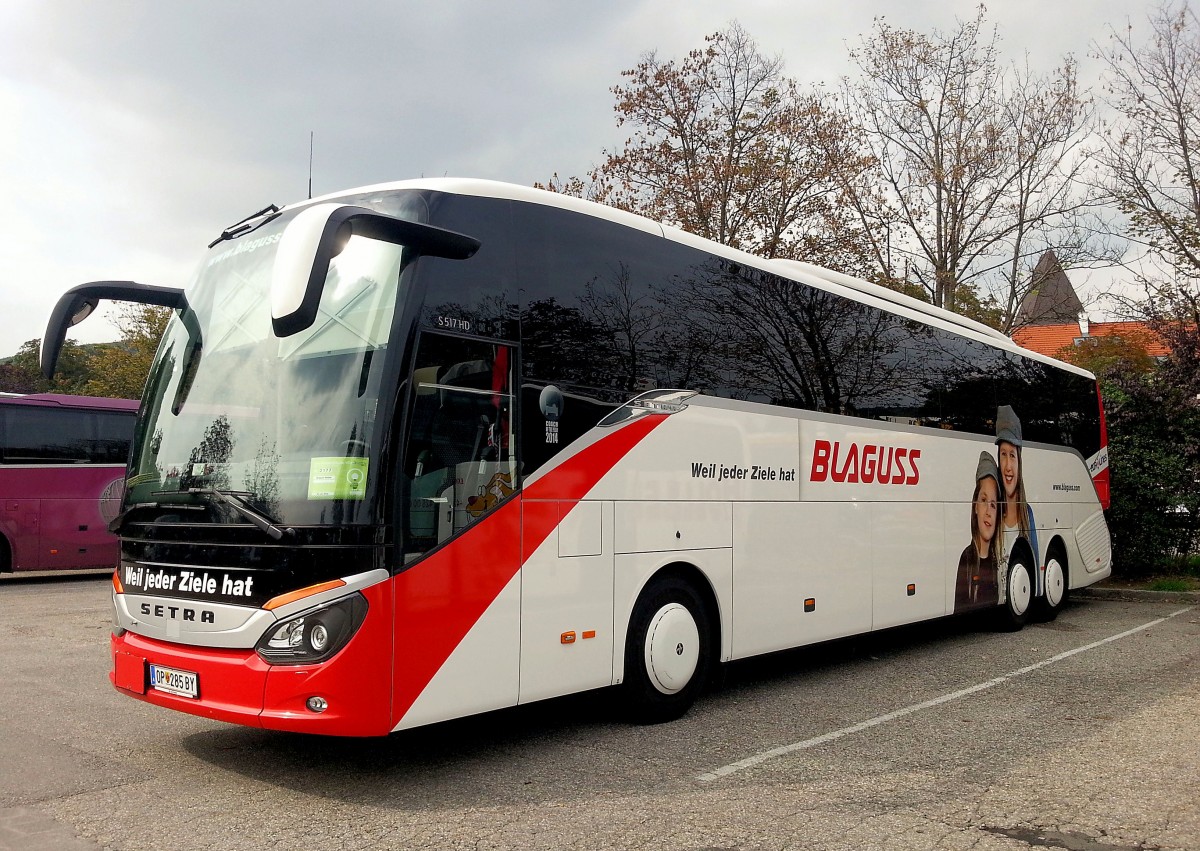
[1,574,1197,850]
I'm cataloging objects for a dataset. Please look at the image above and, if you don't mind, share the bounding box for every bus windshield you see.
[124,210,407,528]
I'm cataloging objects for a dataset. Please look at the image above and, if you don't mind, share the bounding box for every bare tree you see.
[1096,2,1200,335]
[841,6,1108,328]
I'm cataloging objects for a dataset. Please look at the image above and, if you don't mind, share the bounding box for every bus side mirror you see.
[42,281,189,378]
[270,203,481,338]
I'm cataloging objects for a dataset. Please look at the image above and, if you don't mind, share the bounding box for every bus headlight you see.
[255,593,368,665]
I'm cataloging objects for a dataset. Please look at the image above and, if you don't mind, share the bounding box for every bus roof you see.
[296,177,1096,381]
[0,393,139,411]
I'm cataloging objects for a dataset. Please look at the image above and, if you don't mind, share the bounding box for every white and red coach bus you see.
[41,179,1112,736]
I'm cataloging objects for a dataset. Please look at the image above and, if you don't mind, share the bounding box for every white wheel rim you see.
[644,603,700,695]
[1044,558,1065,608]
[1009,563,1032,616]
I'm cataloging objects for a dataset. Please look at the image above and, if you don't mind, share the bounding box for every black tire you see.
[1034,551,1069,621]
[997,551,1033,631]
[623,577,714,724]
[0,534,10,573]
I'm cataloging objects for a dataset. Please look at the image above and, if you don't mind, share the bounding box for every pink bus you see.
[0,393,137,573]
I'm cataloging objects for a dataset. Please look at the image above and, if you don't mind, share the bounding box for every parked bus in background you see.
[41,179,1112,736]
[0,393,137,573]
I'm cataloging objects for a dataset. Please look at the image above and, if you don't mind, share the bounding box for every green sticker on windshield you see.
[308,457,369,500]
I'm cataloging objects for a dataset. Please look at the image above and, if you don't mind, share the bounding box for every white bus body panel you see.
[518,500,616,705]
[732,501,872,657]
[395,390,1109,728]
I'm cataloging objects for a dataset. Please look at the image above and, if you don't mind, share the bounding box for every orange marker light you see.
[560,631,577,644]
[112,570,124,594]
[582,630,596,640]
[263,579,347,611]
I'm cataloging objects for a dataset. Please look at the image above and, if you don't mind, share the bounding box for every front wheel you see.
[997,555,1033,631]
[623,578,713,723]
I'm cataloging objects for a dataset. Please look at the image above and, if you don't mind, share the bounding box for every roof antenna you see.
[308,131,314,199]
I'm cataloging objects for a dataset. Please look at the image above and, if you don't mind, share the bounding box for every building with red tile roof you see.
[1008,251,1171,360]
[1011,319,1170,360]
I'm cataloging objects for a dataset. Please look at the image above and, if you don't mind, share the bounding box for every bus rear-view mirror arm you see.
[271,203,481,338]
[42,281,189,378]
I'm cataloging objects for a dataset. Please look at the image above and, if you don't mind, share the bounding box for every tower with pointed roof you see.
[1014,251,1084,327]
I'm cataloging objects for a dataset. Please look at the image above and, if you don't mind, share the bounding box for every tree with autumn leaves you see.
[540,23,886,283]
[0,304,170,400]
[544,13,1112,329]
[1084,3,1200,571]
[548,8,1200,570]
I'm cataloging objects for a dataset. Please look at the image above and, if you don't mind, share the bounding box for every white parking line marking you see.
[696,607,1195,782]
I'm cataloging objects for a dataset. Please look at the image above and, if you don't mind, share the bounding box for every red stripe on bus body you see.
[390,414,666,722]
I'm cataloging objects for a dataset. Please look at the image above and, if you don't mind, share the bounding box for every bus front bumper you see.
[110,621,392,737]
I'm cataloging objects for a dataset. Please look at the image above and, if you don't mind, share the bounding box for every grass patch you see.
[1147,577,1198,592]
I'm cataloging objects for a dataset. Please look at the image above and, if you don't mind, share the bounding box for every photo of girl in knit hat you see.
[995,404,1039,604]
[954,451,1001,613]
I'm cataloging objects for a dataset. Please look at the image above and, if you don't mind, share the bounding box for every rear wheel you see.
[1036,554,1068,621]
[998,554,1032,631]
[623,577,713,723]
[0,534,10,573]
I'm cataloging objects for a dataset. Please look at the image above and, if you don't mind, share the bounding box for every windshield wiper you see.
[208,204,281,248]
[189,488,294,540]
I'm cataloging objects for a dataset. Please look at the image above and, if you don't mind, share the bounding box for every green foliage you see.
[83,305,172,399]
[0,339,94,395]
[1147,577,1196,592]
[1055,334,1156,380]
[0,304,170,399]
[1102,344,1200,575]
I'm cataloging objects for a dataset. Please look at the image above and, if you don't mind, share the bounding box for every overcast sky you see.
[0,0,1159,358]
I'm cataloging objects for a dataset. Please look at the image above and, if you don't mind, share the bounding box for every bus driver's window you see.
[401,334,516,561]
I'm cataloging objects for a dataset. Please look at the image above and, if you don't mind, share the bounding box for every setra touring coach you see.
[41,179,1112,736]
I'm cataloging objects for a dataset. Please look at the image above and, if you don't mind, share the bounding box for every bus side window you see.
[401,336,517,561]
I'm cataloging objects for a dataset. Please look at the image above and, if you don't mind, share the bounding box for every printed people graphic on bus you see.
[995,404,1038,603]
[954,451,1001,613]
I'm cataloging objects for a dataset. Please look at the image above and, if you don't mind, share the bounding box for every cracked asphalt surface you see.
[1,574,1197,850]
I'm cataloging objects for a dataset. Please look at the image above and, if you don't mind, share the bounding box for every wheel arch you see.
[615,556,727,685]
[1009,534,1036,570]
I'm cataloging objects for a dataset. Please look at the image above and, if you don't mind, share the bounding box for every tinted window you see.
[0,405,134,464]
[413,193,519,341]
[398,332,517,562]
[421,196,1102,474]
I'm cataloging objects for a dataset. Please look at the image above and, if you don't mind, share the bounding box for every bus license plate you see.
[149,664,199,699]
